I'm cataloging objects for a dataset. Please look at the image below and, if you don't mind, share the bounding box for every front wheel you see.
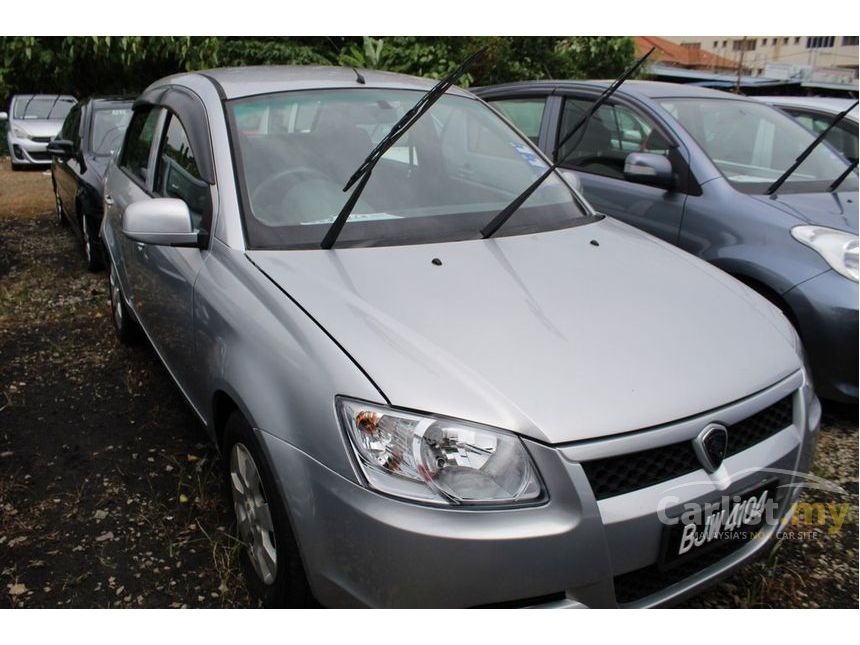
[108,262,141,345]
[223,412,316,607]
[82,215,103,272]
[54,185,67,226]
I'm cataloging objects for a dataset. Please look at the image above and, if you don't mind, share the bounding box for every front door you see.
[132,111,211,413]
[553,95,689,244]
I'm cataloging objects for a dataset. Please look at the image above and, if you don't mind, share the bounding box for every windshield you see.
[13,96,76,120]
[91,107,133,156]
[228,89,587,249]
[659,98,857,194]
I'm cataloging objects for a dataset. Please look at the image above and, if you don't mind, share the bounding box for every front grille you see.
[26,151,51,161]
[582,395,793,500]
[613,535,752,604]
[726,396,793,455]
[31,136,52,143]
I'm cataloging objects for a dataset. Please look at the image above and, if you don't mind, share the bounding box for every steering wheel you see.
[251,167,332,224]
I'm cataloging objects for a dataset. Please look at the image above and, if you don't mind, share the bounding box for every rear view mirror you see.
[0,112,7,121]
[122,198,199,247]
[624,152,674,190]
[47,139,75,157]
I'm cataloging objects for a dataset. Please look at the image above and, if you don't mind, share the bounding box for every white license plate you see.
[661,482,775,568]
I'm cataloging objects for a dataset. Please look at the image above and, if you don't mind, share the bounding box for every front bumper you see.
[258,370,818,608]
[7,133,52,165]
[784,269,858,403]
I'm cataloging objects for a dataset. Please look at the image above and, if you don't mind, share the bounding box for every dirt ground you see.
[0,157,857,608]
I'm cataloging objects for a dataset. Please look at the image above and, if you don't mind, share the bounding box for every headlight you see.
[338,397,543,506]
[791,225,858,282]
[12,127,30,139]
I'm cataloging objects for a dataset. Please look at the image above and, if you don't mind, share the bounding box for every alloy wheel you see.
[109,267,123,330]
[83,217,93,264]
[229,442,278,585]
[54,190,64,226]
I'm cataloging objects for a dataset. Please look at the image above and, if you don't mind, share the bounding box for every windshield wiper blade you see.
[829,158,858,192]
[481,48,654,239]
[320,47,487,249]
[765,99,859,196]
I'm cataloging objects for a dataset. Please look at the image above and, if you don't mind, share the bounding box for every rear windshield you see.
[13,96,76,120]
[227,88,589,249]
[659,98,857,194]
[91,107,133,156]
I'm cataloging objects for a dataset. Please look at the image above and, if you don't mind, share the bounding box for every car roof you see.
[475,79,751,102]
[189,65,474,100]
[11,94,76,102]
[755,95,859,120]
[89,97,135,107]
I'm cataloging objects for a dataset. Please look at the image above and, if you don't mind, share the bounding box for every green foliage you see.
[0,36,635,108]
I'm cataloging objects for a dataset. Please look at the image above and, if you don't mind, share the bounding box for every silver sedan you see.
[101,66,819,608]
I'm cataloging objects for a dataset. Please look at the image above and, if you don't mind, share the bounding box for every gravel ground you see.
[0,158,857,608]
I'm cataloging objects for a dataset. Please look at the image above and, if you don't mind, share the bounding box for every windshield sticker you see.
[510,141,547,173]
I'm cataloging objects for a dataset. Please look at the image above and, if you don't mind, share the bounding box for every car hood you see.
[751,190,859,234]
[12,119,63,138]
[247,218,800,444]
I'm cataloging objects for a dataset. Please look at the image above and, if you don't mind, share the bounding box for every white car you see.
[1,94,77,170]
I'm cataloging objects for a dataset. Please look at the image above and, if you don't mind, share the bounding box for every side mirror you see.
[47,139,75,157]
[624,152,674,190]
[558,167,583,193]
[0,112,7,121]
[122,198,199,247]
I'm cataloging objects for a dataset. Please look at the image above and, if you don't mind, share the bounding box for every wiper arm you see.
[829,158,858,192]
[481,48,654,239]
[765,99,858,195]
[320,47,487,249]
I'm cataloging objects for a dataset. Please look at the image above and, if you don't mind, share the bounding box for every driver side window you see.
[154,114,211,233]
[558,98,671,179]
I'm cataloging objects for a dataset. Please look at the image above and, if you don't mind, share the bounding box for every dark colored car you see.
[473,81,858,403]
[49,97,133,270]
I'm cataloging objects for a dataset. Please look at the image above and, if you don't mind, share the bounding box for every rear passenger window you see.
[492,98,546,145]
[121,108,160,184]
[155,114,211,232]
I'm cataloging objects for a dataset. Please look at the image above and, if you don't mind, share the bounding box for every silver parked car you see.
[1,94,77,170]
[756,96,858,165]
[101,66,820,608]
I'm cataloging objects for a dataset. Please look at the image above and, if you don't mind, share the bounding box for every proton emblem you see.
[693,423,729,473]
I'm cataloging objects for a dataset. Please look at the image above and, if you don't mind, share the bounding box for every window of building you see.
[733,39,756,51]
[713,40,718,48]
[794,37,801,45]
[783,37,789,45]
[806,36,836,49]
[771,38,777,46]
[842,36,859,46]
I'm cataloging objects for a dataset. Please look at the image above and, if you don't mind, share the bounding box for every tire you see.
[53,184,67,226]
[223,411,316,608]
[108,261,142,345]
[82,214,104,272]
